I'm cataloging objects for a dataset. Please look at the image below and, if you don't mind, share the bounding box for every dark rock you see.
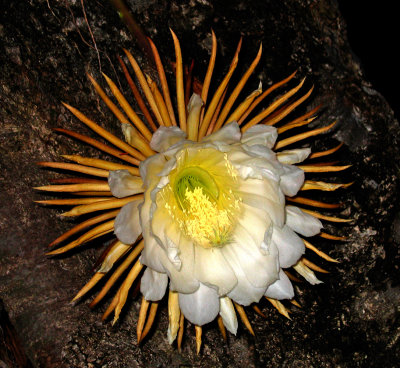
[1,0,399,367]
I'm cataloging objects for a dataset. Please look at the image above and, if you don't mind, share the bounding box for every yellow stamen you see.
[184,187,231,248]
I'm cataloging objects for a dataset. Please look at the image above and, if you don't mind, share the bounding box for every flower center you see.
[183,187,232,248]
[160,147,242,248]
[173,166,219,210]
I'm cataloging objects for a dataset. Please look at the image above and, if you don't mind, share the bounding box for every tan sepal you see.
[61,194,143,217]
[112,259,144,325]
[177,312,185,352]
[72,273,104,302]
[53,127,140,166]
[170,29,187,131]
[147,37,177,126]
[214,43,263,131]
[297,164,351,173]
[62,154,139,176]
[301,180,354,192]
[140,302,159,344]
[195,325,202,355]
[34,182,110,193]
[46,219,115,255]
[91,240,144,308]
[303,239,339,263]
[200,29,217,124]
[62,102,145,160]
[217,315,227,340]
[265,297,291,320]
[137,297,150,343]
[242,77,305,132]
[275,121,336,149]
[233,302,255,336]
[49,209,119,247]
[301,208,352,223]
[36,161,109,178]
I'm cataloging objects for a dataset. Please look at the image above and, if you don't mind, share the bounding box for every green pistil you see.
[173,166,219,210]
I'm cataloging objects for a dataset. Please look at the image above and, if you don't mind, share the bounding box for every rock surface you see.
[1,0,399,367]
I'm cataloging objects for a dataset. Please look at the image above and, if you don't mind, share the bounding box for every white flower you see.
[37,32,349,352]
[109,115,322,336]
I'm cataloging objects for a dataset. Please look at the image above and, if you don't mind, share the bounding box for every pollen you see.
[183,187,232,248]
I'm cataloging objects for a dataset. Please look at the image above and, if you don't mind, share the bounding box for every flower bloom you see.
[37,31,350,351]
[109,115,322,338]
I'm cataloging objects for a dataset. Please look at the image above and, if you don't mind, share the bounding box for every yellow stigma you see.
[183,187,232,248]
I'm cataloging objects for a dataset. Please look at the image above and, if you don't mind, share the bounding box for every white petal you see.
[224,221,279,289]
[226,246,266,305]
[139,237,166,273]
[164,236,199,294]
[280,164,305,196]
[276,148,311,164]
[150,126,186,152]
[238,203,271,252]
[114,200,142,244]
[286,205,323,236]
[293,261,323,285]
[237,145,283,182]
[108,170,143,198]
[241,125,278,148]
[194,246,237,296]
[238,177,285,227]
[139,154,166,187]
[271,224,305,268]
[140,268,168,301]
[179,283,220,326]
[219,297,238,335]
[264,269,294,300]
[150,205,179,252]
[165,236,181,270]
[202,121,241,144]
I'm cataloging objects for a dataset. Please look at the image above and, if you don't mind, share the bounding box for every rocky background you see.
[1,0,399,367]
